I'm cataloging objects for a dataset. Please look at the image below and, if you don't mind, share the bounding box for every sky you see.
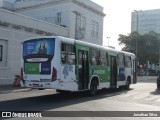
[92,0,160,50]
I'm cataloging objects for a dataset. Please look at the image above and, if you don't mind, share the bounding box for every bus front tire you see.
[89,80,98,96]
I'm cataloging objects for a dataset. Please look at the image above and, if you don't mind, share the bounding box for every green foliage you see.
[118,32,160,63]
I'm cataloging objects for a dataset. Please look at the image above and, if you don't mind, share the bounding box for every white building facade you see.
[3,0,105,45]
[0,0,105,85]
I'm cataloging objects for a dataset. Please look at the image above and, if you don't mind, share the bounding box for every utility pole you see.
[134,10,139,57]
[134,10,142,58]
[107,37,111,46]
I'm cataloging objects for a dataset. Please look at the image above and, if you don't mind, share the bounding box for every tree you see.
[118,32,159,64]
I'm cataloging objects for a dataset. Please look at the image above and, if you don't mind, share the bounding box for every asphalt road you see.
[0,76,160,120]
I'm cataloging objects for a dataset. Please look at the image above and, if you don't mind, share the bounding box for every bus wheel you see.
[119,86,125,90]
[89,80,98,95]
[157,82,160,90]
[125,79,130,90]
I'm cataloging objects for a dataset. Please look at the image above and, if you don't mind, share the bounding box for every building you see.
[131,9,160,34]
[2,0,105,45]
[0,9,68,84]
[0,0,105,85]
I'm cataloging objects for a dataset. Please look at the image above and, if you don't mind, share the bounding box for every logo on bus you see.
[92,68,106,75]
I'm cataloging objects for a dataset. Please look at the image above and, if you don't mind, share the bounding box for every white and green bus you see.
[22,36,137,95]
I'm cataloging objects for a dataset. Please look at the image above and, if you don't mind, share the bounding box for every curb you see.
[0,88,31,94]
[137,76,157,81]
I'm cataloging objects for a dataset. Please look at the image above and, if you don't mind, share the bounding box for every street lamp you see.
[134,10,142,58]
[134,10,139,57]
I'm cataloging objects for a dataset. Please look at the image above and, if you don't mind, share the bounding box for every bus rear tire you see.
[125,79,130,90]
[89,80,98,96]
[119,85,125,90]
[157,82,160,90]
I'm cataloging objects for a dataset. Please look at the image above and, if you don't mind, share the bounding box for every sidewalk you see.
[0,85,30,94]
[137,76,157,81]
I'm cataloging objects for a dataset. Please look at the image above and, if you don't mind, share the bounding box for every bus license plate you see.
[33,84,40,87]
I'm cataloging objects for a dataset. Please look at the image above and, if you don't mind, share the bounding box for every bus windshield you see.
[23,38,55,61]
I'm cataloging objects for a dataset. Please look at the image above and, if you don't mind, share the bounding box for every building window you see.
[0,40,7,67]
[91,21,94,37]
[81,16,86,31]
[76,15,81,30]
[75,14,86,40]
[95,22,99,38]
[0,45,2,61]
[56,12,61,25]
[91,20,99,38]
[61,43,75,64]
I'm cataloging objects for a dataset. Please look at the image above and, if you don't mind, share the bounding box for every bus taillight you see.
[52,67,57,81]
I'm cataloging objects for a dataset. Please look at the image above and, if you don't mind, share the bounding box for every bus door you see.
[110,55,117,87]
[77,50,89,90]
[133,60,137,83]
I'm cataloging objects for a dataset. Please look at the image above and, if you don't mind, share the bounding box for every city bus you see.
[22,36,137,95]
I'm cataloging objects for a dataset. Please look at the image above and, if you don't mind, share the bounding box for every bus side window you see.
[99,51,108,66]
[125,56,132,68]
[105,52,109,66]
[98,51,103,65]
[66,45,75,64]
[117,54,125,67]
[61,43,66,64]
[90,49,97,65]
[61,43,75,64]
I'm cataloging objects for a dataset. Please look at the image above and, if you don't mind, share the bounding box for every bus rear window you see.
[23,38,55,57]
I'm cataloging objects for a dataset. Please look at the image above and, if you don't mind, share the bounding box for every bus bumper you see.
[23,80,60,89]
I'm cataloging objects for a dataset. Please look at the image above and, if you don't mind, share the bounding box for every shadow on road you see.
[150,89,160,95]
[138,77,160,96]
[0,88,133,112]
